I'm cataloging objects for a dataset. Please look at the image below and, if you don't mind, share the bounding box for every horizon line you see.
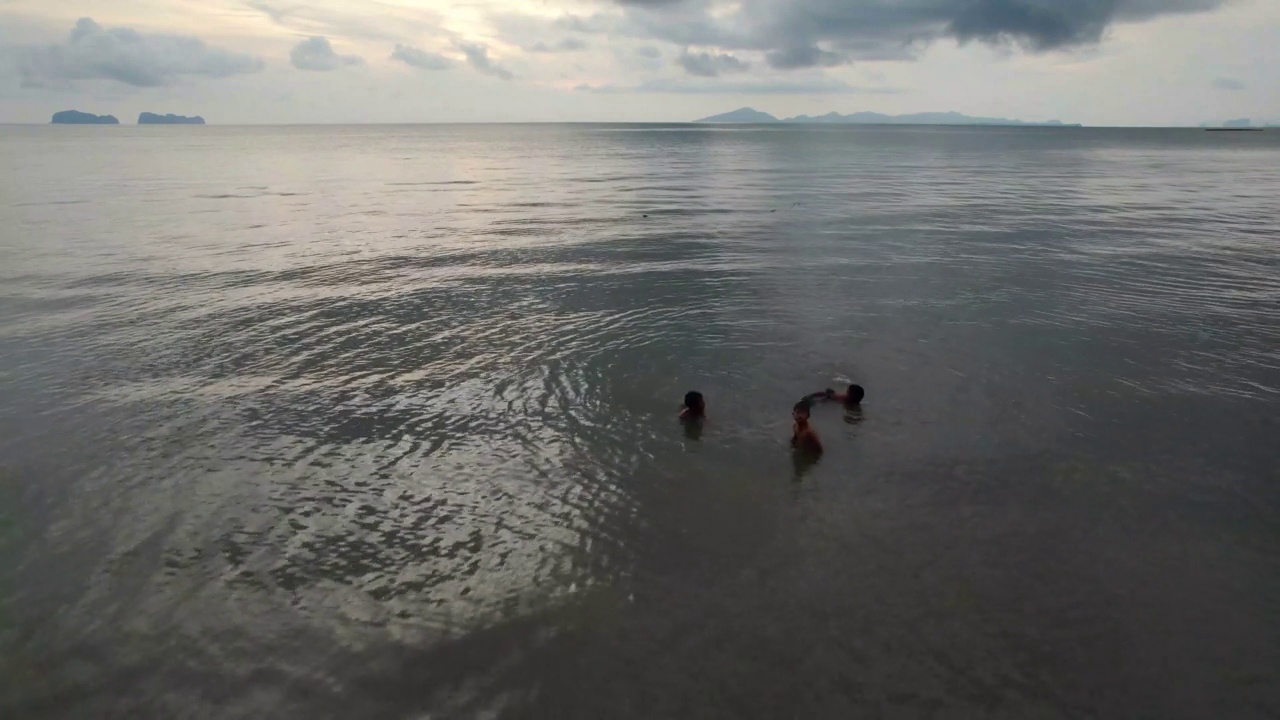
[8,121,1279,129]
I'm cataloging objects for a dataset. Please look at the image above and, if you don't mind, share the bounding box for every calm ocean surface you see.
[1,124,1278,719]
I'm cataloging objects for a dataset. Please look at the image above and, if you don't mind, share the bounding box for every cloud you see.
[485,14,591,54]
[290,36,363,71]
[456,42,513,80]
[553,14,614,34]
[576,77,895,94]
[765,45,847,70]
[677,50,749,77]
[391,44,451,70]
[636,45,663,59]
[14,17,263,88]
[1213,76,1245,91]
[527,37,590,53]
[246,0,442,43]
[246,0,292,24]
[602,0,1228,68]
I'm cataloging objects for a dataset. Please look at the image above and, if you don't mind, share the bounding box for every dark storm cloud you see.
[606,0,1228,67]
[765,45,846,70]
[456,42,514,80]
[15,17,263,88]
[1213,76,1245,90]
[677,50,749,77]
[391,45,451,70]
[945,0,1115,48]
[290,36,363,71]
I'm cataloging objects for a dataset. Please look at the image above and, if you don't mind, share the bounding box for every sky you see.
[0,0,1276,125]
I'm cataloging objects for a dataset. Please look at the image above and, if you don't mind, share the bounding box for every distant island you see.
[695,107,1080,127]
[1200,118,1271,131]
[697,107,781,123]
[139,112,206,125]
[51,110,119,125]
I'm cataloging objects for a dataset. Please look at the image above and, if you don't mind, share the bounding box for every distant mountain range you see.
[695,107,1080,127]
[698,107,780,123]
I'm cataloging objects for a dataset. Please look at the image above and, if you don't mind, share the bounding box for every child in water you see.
[791,400,823,454]
[809,383,865,409]
[679,391,706,420]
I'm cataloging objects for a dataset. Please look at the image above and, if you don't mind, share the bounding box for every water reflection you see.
[791,448,822,482]
[681,417,704,441]
[2,124,1278,719]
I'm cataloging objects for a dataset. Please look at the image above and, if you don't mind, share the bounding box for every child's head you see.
[792,399,812,422]
[684,391,705,414]
[846,384,865,405]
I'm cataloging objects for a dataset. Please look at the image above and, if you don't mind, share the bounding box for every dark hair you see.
[847,384,865,404]
[684,391,704,409]
[793,399,812,416]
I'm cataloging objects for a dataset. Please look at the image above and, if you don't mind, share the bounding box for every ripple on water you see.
[2,124,1279,719]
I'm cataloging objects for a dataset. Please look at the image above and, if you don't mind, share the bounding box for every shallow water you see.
[1,124,1278,719]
